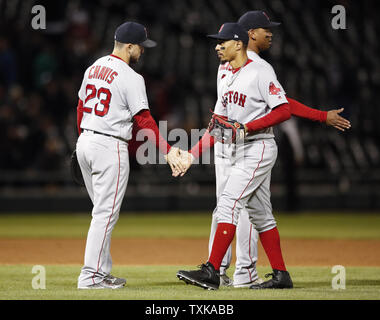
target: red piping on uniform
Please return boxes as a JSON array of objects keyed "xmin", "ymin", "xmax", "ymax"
[
  {"xmin": 230, "ymin": 59, "xmax": 253, "ymax": 74},
  {"xmin": 231, "ymin": 141, "xmax": 266, "ymax": 223},
  {"xmin": 247, "ymin": 224, "xmax": 253, "ymax": 282},
  {"xmin": 92, "ymin": 141, "xmax": 121, "ymax": 284}
]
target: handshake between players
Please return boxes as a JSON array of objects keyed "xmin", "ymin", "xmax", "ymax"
[
  {"xmin": 165, "ymin": 104, "xmax": 351, "ymax": 178},
  {"xmin": 165, "ymin": 147, "xmax": 194, "ymax": 178}
]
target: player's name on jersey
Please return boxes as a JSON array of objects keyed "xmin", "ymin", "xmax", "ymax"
[{"xmin": 88, "ymin": 65, "xmax": 118, "ymax": 84}]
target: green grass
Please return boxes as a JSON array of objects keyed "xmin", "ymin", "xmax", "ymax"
[
  {"xmin": 0, "ymin": 212, "xmax": 379, "ymax": 300},
  {"xmin": 275, "ymin": 212, "xmax": 380, "ymax": 239},
  {"xmin": 0, "ymin": 212, "xmax": 379, "ymax": 239},
  {"xmin": 0, "ymin": 265, "xmax": 379, "ymax": 300},
  {"xmin": 0, "ymin": 213, "xmax": 211, "ymax": 239}
]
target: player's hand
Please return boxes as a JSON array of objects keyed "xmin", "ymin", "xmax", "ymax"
[
  {"xmin": 326, "ymin": 108, "xmax": 351, "ymax": 131},
  {"xmin": 165, "ymin": 147, "xmax": 187, "ymax": 174},
  {"xmin": 172, "ymin": 150, "xmax": 194, "ymax": 177}
]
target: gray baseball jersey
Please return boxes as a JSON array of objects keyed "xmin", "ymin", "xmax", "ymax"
[
  {"xmin": 76, "ymin": 54, "xmax": 149, "ymax": 288},
  {"xmin": 212, "ymin": 51, "xmax": 286, "ymax": 249},
  {"xmin": 78, "ymin": 54, "xmax": 149, "ymax": 141}
]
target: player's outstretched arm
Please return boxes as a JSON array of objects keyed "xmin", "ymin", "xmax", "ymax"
[
  {"xmin": 244, "ymin": 103, "xmax": 291, "ymax": 133},
  {"xmin": 287, "ymin": 97, "xmax": 351, "ymax": 131},
  {"xmin": 133, "ymin": 110, "xmax": 188, "ymax": 175}
]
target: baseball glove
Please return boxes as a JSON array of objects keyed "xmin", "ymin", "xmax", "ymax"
[
  {"xmin": 208, "ymin": 112, "xmax": 246, "ymax": 144},
  {"xmin": 70, "ymin": 149, "xmax": 85, "ymax": 186}
]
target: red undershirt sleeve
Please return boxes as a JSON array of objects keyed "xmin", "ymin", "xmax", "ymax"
[
  {"xmin": 189, "ymin": 114, "xmax": 228, "ymax": 159},
  {"xmin": 77, "ymin": 99, "xmax": 84, "ymax": 136},
  {"xmin": 287, "ymin": 97, "xmax": 327, "ymax": 122},
  {"xmin": 133, "ymin": 110, "xmax": 171, "ymax": 155},
  {"xmin": 190, "ymin": 130, "xmax": 215, "ymax": 159},
  {"xmin": 245, "ymin": 103, "xmax": 291, "ymax": 133}
]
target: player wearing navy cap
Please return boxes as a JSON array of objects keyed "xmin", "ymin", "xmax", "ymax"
[
  {"xmin": 114, "ymin": 21, "xmax": 157, "ymax": 48},
  {"xmin": 76, "ymin": 21, "xmax": 186, "ymax": 289},
  {"xmin": 176, "ymin": 12, "xmax": 350, "ymax": 290},
  {"xmin": 176, "ymin": 22, "xmax": 293, "ymax": 290},
  {"xmin": 206, "ymin": 11, "xmax": 350, "ymax": 289}
]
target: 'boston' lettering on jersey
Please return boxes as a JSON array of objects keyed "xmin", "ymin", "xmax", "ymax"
[
  {"xmin": 222, "ymin": 90, "xmax": 247, "ymax": 108},
  {"xmin": 88, "ymin": 65, "xmax": 118, "ymax": 84}
]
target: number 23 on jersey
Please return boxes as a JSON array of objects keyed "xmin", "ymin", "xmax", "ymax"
[{"xmin": 84, "ymin": 84, "xmax": 112, "ymax": 117}]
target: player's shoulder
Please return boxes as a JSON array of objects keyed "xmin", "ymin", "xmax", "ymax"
[
  {"xmin": 83, "ymin": 55, "xmax": 108, "ymax": 73},
  {"xmin": 247, "ymin": 60, "xmax": 277, "ymax": 81},
  {"xmin": 88, "ymin": 55, "xmax": 109, "ymax": 67},
  {"xmin": 125, "ymin": 67, "xmax": 144, "ymax": 83},
  {"xmin": 105, "ymin": 55, "xmax": 145, "ymax": 82},
  {"xmin": 247, "ymin": 51, "xmax": 275, "ymax": 74}
]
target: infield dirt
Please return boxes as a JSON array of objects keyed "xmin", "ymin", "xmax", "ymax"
[{"xmin": 1, "ymin": 238, "xmax": 379, "ymax": 266}]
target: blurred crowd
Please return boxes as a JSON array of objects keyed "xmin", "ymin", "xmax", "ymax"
[{"xmin": 0, "ymin": 0, "xmax": 379, "ymax": 186}]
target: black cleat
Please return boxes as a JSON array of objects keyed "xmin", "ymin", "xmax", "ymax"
[
  {"xmin": 249, "ymin": 269, "xmax": 293, "ymax": 289},
  {"xmin": 177, "ymin": 262, "xmax": 220, "ymax": 290}
]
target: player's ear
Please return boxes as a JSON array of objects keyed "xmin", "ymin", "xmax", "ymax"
[
  {"xmin": 248, "ymin": 29, "xmax": 256, "ymax": 40},
  {"xmin": 125, "ymin": 43, "xmax": 133, "ymax": 55}
]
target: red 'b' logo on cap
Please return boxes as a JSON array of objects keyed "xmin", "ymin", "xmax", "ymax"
[
  {"xmin": 219, "ymin": 24, "xmax": 224, "ymax": 32},
  {"xmin": 263, "ymin": 12, "xmax": 270, "ymax": 21}
]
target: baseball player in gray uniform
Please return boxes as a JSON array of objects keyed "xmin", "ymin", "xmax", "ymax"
[
  {"xmin": 206, "ymin": 11, "xmax": 351, "ymax": 288},
  {"xmin": 177, "ymin": 11, "xmax": 351, "ymax": 287},
  {"xmin": 208, "ymin": 64, "xmax": 261, "ymax": 288},
  {"xmin": 177, "ymin": 22, "xmax": 294, "ymax": 290},
  {"xmin": 76, "ymin": 22, "xmax": 184, "ymax": 289}
]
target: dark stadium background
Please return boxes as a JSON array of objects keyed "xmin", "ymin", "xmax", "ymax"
[{"xmin": 0, "ymin": 0, "xmax": 379, "ymax": 212}]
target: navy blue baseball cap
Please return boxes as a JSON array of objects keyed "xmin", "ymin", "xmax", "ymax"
[
  {"xmin": 114, "ymin": 22, "xmax": 157, "ymax": 48},
  {"xmin": 207, "ymin": 22, "xmax": 249, "ymax": 45},
  {"xmin": 238, "ymin": 11, "xmax": 281, "ymax": 30}
]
